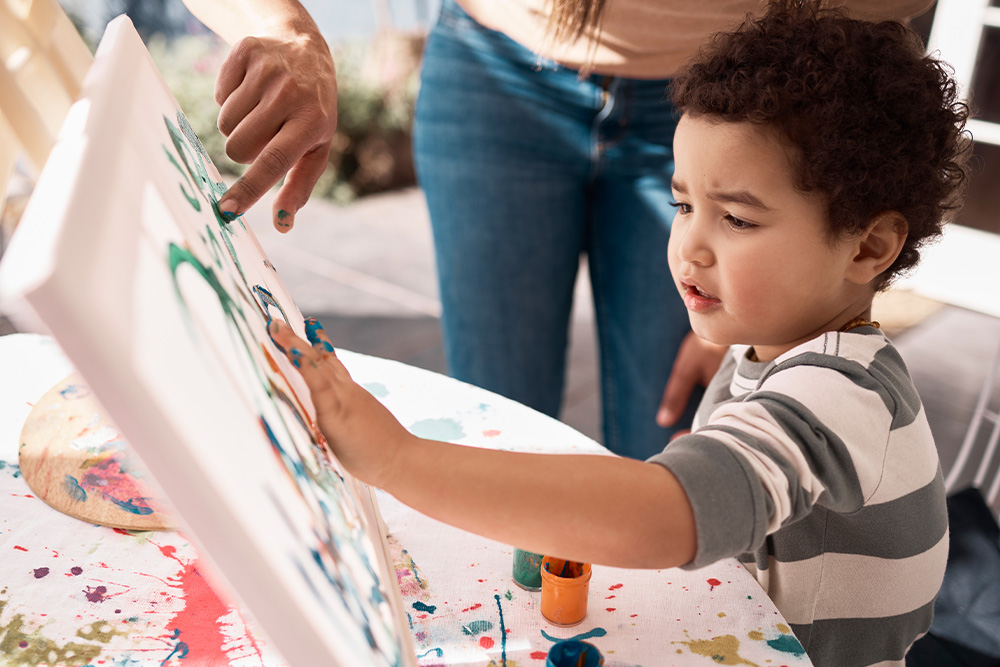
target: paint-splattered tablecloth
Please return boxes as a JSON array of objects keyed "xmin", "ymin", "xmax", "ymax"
[{"xmin": 0, "ymin": 334, "xmax": 812, "ymax": 666}]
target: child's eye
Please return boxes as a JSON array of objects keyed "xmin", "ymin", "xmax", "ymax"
[
  {"xmin": 724, "ymin": 213, "xmax": 756, "ymax": 231},
  {"xmin": 669, "ymin": 201, "xmax": 692, "ymax": 214}
]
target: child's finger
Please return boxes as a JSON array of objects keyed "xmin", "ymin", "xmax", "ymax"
[
  {"xmin": 303, "ymin": 317, "xmax": 337, "ymax": 357},
  {"xmin": 267, "ymin": 318, "xmax": 323, "ymax": 370}
]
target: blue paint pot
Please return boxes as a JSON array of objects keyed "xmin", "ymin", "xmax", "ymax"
[{"xmin": 546, "ymin": 639, "xmax": 604, "ymax": 667}]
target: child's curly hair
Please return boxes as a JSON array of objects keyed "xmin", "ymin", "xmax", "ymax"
[{"xmin": 669, "ymin": 0, "xmax": 971, "ymax": 289}]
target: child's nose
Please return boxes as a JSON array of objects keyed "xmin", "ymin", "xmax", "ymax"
[{"xmin": 676, "ymin": 218, "xmax": 713, "ymax": 266}]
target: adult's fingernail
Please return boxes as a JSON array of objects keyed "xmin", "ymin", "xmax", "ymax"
[
  {"xmin": 219, "ymin": 198, "xmax": 239, "ymax": 222},
  {"xmin": 276, "ymin": 209, "xmax": 293, "ymax": 229}
]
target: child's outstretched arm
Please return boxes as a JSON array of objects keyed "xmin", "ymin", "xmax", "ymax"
[{"xmin": 269, "ymin": 318, "xmax": 697, "ymax": 570}]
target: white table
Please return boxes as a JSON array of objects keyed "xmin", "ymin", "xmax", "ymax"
[{"xmin": 0, "ymin": 333, "xmax": 812, "ymax": 666}]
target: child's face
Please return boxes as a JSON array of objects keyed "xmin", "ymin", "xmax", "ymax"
[{"xmin": 668, "ymin": 114, "xmax": 872, "ymax": 362}]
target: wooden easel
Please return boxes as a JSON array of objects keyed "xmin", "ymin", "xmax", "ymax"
[{"xmin": 0, "ymin": 0, "xmax": 92, "ymax": 246}]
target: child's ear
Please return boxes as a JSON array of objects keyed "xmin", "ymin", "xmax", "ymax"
[{"xmin": 846, "ymin": 211, "xmax": 908, "ymax": 285}]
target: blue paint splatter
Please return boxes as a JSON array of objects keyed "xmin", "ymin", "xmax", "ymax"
[
  {"xmin": 494, "ymin": 594, "xmax": 507, "ymax": 666},
  {"xmin": 408, "ymin": 418, "xmax": 465, "ymax": 441},
  {"xmin": 0, "ymin": 461, "xmax": 20, "ymax": 478},
  {"xmin": 412, "ymin": 601, "xmax": 437, "ymax": 614},
  {"xmin": 161, "ymin": 629, "xmax": 189, "ymax": 665},
  {"xmin": 418, "ymin": 648, "xmax": 444, "ymax": 659},
  {"xmin": 767, "ymin": 633, "xmax": 805, "ymax": 656},
  {"xmin": 63, "ymin": 475, "xmax": 87, "ymax": 502},
  {"xmin": 541, "ymin": 627, "xmax": 608, "ymax": 643}
]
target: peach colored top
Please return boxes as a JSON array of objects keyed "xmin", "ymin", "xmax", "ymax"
[{"xmin": 455, "ymin": 0, "xmax": 936, "ymax": 79}]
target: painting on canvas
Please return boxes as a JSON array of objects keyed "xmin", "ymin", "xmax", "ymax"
[{"xmin": 0, "ymin": 16, "xmax": 414, "ymax": 667}]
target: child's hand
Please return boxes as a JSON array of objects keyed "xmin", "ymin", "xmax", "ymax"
[{"xmin": 267, "ymin": 317, "xmax": 414, "ymax": 487}]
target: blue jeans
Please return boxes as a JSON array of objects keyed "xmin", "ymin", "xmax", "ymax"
[{"xmin": 413, "ymin": 0, "xmax": 698, "ymax": 459}]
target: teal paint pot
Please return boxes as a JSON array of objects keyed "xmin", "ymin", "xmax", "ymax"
[
  {"xmin": 546, "ymin": 639, "xmax": 604, "ymax": 667},
  {"xmin": 512, "ymin": 548, "xmax": 544, "ymax": 591}
]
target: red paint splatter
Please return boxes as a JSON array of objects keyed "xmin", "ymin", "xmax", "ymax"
[
  {"xmin": 530, "ymin": 651, "xmax": 548, "ymax": 660},
  {"xmin": 13, "ymin": 545, "xmax": 27, "ymax": 552},
  {"xmin": 605, "ymin": 595, "xmax": 616, "ymax": 599},
  {"xmin": 707, "ymin": 578, "xmax": 722, "ymax": 587},
  {"xmin": 630, "ymin": 614, "xmax": 638, "ymax": 618},
  {"xmin": 606, "ymin": 607, "xmax": 616, "ymax": 612},
  {"xmin": 463, "ymin": 603, "xmax": 483, "ymax": 612},
  {"xmin": 162, "ymin": 560, "xmax": 231, "ymax": 663},
  {"xmin": 609, "ymin": 583, "xmax": 623, "ymax": 590},
  {"xmin": 479, "ymin": 636, "xmax": 495, "ymax": 649}
]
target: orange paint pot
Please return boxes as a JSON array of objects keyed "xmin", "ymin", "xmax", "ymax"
[{"xmin": 540, "ymin": 556, "xmax": 592, "ymax": 627}]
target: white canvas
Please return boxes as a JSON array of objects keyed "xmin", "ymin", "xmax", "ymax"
[{"xmin": 0, "ymin": 16, "xmax": 415, "ymax": 667}]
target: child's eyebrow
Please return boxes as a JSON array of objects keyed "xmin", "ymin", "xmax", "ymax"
[{"xmin": 670, "ymin": 177, "xmax": 772, "ymax": 211}]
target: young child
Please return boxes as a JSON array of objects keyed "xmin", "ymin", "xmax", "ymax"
[{"xmin": 268, "ymin": 1, "xmax": 970, "ymax": 663}]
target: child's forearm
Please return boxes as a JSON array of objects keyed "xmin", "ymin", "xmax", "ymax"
[{"xmin": 382, "ymin": 438, "xmax": 698, "ymax": 570}]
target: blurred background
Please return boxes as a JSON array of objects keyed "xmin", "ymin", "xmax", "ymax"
[{"xmin": 57, "ymin": 0, "xmax": 441, "ymax": 204}]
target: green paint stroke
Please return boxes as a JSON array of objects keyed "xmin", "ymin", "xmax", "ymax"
[
  {"xmin": 408, "ymin": 418, "xmax": 465, "ymax": 441},
  {"xmin": 767, "ymin": 633, "xmax": 805, "ymax": 656},
  {"xmin": 0, "ymin": 599, "xmax": 105, "ymax": 666},
  {"xmin": 675, "ymin": 635, "xmax": 760, "ymax": 667},
  {"xmin": 461, "ymin": 620, "xmax": 493, "ymax": 636},
  {"xmin": 277, "ymin": 209, "xmax": 291, "ymax": 220}
]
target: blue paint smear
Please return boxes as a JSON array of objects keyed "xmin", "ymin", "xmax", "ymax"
[
  {"xmin": 59, "ymin": 384, "xmax": 90, "ymax": 400},
  {"xmin": 412, "ymin": 601, "xmax": 437, "ymax": 614},
  {"xmin": 461, "ymin": 620, "xmax": 493, "ymax": 636},
  {"xmin": 767, "ymin": 633, "xmax": 806, "ymax": 656},
  {"xmin": 63, "ymin": 475, "xmax": 88, "ymax": 502},
  {"xmin": 0, "ymin": 461, "xmax": 22, "ymax": 479},
  {"xmin": 106, "ymin": 496, "xmax": 154, "ymax": 515},
  {"xmin": 408, "ymin": 418, "xmax": 466, "ymax": 441},
  {"xmin": 363, "ymin": 382, "xmax": 389, "ymax": 398},
  {"xmin": 541, "ymin": 627, "xmax": 608, "ymax": 644}
]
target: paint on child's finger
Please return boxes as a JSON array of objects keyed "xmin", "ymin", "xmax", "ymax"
[
  {"xmin": 290, "ymin": 348, "xmax": 304, "ymax": 368},
  {"xmin": 304, "ymin": 317, "xmax": 336, "ymax": 354}
]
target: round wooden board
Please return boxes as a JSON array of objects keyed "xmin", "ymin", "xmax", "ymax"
[{"xmin": 18, "ymin": 373, "xmax": 178, "ymax": 531}]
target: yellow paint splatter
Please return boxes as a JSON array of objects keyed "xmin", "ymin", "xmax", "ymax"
[
  {"xmin": 675, "ymin": 635, "xmax": 761, "ymax": 667},
  {"xmin": 748, "ymin": 630, "xmax": 764, "ymax": 641},
  {"xmin": 776, "ymin": 623, "xmax": 790, "ymax": 634},
  {"xmin": 718, "ymin": 612, "xmax": 727, "ymax": 618}
]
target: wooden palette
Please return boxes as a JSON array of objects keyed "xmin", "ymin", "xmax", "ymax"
[{"xmin": 19, "ymin": 373, "xmax": 178, "ymax": 530}]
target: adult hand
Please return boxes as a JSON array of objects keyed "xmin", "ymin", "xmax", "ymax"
[
  {"xmin": 215, "ymin": 27, "xmax": 337, "ymax": 233},
  {"xmin": 656, "ymin": 332, "xmax": 728, "ymax": 432},
  {"xmin": 268, "ymin": 318, "xmax": 413, "ymax": 487}
]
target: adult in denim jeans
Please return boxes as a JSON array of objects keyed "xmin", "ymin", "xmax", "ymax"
[
  {"xmin": 183, "ymin": 0, "xmax": 934, "ymax": 458},
  {"xmin": 414, "ymin": 0, "xmax": 701, "ymax": 458}
]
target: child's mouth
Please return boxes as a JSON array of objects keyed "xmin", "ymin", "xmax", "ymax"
[{"xmin": 682, "ymin": 282, "xmax": 721, "ymax": 311}]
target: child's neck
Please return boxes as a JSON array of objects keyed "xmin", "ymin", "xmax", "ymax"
[{"xmin": 748, "ymin": 309, "xmax": 877, "ymax": 363}]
